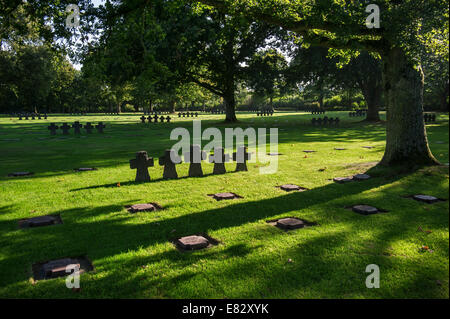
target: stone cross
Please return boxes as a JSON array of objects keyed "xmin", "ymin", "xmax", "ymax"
[
  {"xmin": 159, "ymin": 149, "xmax": 181, "ymax": 179},
  {"xmin": 233, "ymin": 146, "xmax": 251, "ymax": 172},
  {"xmin": 72, "ymin": 121, "xmax": 83, "ymax": 134},
  {"xmin": 96, "ymin": 122, "xmax": 106, "ymax": 133},
  {"xmin": 48, "ymin": 123, "xmax": 59, "ymax": 135},
  {"xmin": 209, "ymin": 147, "xmax": 230, "ymax": 174},
  {"xmin": 60, "ymin": 123, "xmax": 71, "ymax": 135},
  {"xmin": 147, "ymin": 116, "xmax": 152, "ymax": 123},
  {"xmin": 159, "ymin": 116, "xmax": 165, "ymax": 123},
  {"xmin": 184, "ymin": 144, "xmax": 207, "ymax": 177},
  {"xmin": 140, "ymin": 116, "xmax": 146, "ymax": 123},
  {"xmin": 153, "ymin": 114, "xmax": 158, "ymax": 123},
  {"xmin": 130, "ymin": 151, "xmax": 154, "ymax": 182},
  {"xmin": 85, "ymin": 122, "xmax": 94, "ymax": 133},
  {"xmin": 166, "ymin": 116, "xmax": 171, "ymax": 123}
]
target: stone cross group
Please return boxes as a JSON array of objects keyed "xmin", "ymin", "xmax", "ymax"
[
  {"xmin": 47, "ymin": 122, "xmax": 106, "ymax": 135},
  {"xmin": 129, "ymin": 146, "xmax": 251, "ymax": 181}
]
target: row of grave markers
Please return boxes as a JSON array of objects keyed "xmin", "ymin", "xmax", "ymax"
[
  {"xmin": 311, "ymin": 117, "xmax": 340, "ymax": 126},
  {"xmin": 349, "ymin": 110, "xmax": 367, "ymax": 117},
  {"xmin": 424, "ymin": 113, "xmax": 437, "ymax": 123},
  {"xmin": 140, "ymin": 115, "xmax": 172, "ymax": 123},
  {"xmin": 178, "ymin": 112, "xmax": 199, "ymax": 117},
  {"xmin": 18, "ymin": 113, "xmax": 48, "ymax": 120},
  {"xmin": 130, "ymin": 146, "xmax": 251, "ymax": 181},
  {"xmin": 257, "ymin": 110, "xmax": 274, "ymax": 116},
  {"xmin": 48, "ymin": 122, "xmax": 106, "ymax": 135}
]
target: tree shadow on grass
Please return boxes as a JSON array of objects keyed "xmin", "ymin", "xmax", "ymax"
[{"xmin": 1, "ymin": 170, "xmax": 447, "ymax": 294}]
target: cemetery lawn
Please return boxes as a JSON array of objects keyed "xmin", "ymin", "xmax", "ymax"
[{"xmin": 0, "ymin": 112, "xmax": 448, "ymax": 299}]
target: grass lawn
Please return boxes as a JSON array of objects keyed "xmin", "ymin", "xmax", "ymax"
[{"xmin": 0, "ymin": 111, "xmax": 448, "ymax": 298}]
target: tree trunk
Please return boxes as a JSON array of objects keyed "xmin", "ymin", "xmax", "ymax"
[
  {"xmin": 223, "ymin": 91, "xmax": 237, "ymax": 122},
  {"xmin": 380, "ymin": 47, "xmax": 439, "ymax": 166},
  {"xmin": 361, "ymin": 84, "xmax": 381, "ymax": 121},
  {"xmin": 440, "ymin": 82, "xmax": 449, "ymax": 112},
  {"xmin": 170, "ymin": 100, "xmax": 176, "ymax": 113}
]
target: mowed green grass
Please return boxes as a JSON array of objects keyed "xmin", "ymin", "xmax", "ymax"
[{"xmin": 0, "ymin": 111, "xmax": 448, "ymax": 298}]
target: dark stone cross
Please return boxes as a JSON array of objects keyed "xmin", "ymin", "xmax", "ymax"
[
  {"xmin": 48, "ymin": 123, "xmax": 59, "ymax": 135},
  {"xmin": 85, "ymin": 122, "xmax": 94, "ymax": 133},
  {"xmin": 130, "ymin": 151, "xmax": 154, "ymax": 182},
  {"xmin": 159, "ymin": 149, "xmax": 181, "ymax": 179},
  {"xmin": 209, "ymin": 147, "xmax": 230, "ymax": 174},
  {"xmin": 96, "ymin": 122, "xmax": 106, "ymax": 133},
  {"xmin": 153, "ymin": 114, "xmax": 158, "ymax": 123},
  {"xmin": 140, "ymin": 116, "xmax": 146, "ymax": 123},
  {"xmin": 72, "ymin": 121, "xmax": 83, "ymax": 134},
  {"xmin": 60, "ymin": 123, "xmax": 71, "ymax": 135},
  {"xmin": 184, "ymin": 144, "xmax": 207, "ymax": 177},
  {"xmin": 233, "ymin": 146, "xmax": 251, "ymax": 172},
  {"xmin": 166, "ymin": 116, "xmax": 171, "ymax": 123},
  {"xmin": 159, "ymin": 116, "xmax": 165, "ymax": 123},
  {"xmin": 147, "ymin": 116, "xmax": 153, "ymax": 123}
]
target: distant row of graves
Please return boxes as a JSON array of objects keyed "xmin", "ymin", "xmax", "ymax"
[
  {"xmin": 311, "ymin": 117, "xmax": 340, "ymax": 126},
  {"xmin": 15, "ymin": 113, "xmax": 48, "ymax": 120},
  {"xmin": 257, "ymin": 110, "xmax": 274, "ymax": 116},
  {"xmin": 130, "ymin": 146, "xmax": 251, "ymax": 181},
  {"xmin": 424, "ymin": 113, "xmax": 437, "ymax": 123},
  {"xmin": 140, "ymin": 115, "xmax": 172, "ymax": 123},
  {"xmin": 349, "ymin": 110, "xmax": 367, "ymax": 117},
  {"xmin": 178, "ymin": 112, "xmax": 199, "ymax": 117},
  {"xmin": 47, "ymin": 122, "xmax": 106, "ymax": 135}
]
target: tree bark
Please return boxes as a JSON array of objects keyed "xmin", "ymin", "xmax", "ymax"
[
  {"xmin": 223, "ymin": 91, "xmax": 237, "ymax": 122},
  {"xmin": 361, "ymin": 83, "xmax": 381, "ymax": 121},
  {"xmin": 440, "ymin": 82, "xmax": 449, "ymax": 112},
  {"xmin": 380, "ymin": 47, "xmax": 439, "ymax": 166}
]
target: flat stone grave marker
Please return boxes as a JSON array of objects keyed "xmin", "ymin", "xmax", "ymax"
[
  {"xmin": 278, "ymin": 184, "xmax": 308, "ymax": 192},
  {"xmin": 233, "ymin": 146, "xmax": 251, "ymax": 172},
  {"xmin": 362, "ymin": 146, "xmax": 374, "ymax": 149},
  {"xmin": 209, "ymin": 147, "xmax": 230, "ymax": 175},
  {"xmin": 267, "ymin": 152, "xmax": 283, "ymax": 156},
  {"xmin": 184, "ymin": 144, "xmax": 207, "ymax": 177},
  {"xmin": 48, "ymin": 123, "xmax": 58, "ymax": 135},
  {"xmin": 8, "ymin": 171, "xmax": 34, "ymax": 177},
  {"xmin": 353, "ymin": 174, "xmax": 371, "ymax": 181},
  {"xmin": 333, "ymin": 177, "xmax": 353, "ymax": 184},
  {"xmin": 334, "ymin": 148, "xmax": 346, "ymax": 151},
  {"xmin": 267, "ymin": 217, "xmax": 316, "ymax": 231},
  {"xmin": 159, "ymin": 149, "xmax": 181, "ymax": 179},
  {"xmin": 32, "ymin": 256, "xmax": 94, "ymax": 281},
  {"xmin": 18, "ymin": 214, "xmax": 62, "ymax": 229},
  {"xmin": 303, "ymin": 150, "xmax": 316, "ymax": 153},
  {"xmin": 130, "ymin": 151, "xmax": 154, "ymax": 182},
  {"xmin": 208, "ymin": 192, "xmax": 243, "ymax": 201},
  {"xmin": 60, "ymin": 123, "xmax": 71, "ymax": 135},
  {"xmin": 126, "ymin": 203, "xmax": 162, "ymax": 213},
  {"xmin": 173, "ymin": 234, "xmax": 219, "ymax": 251},
  {"xmin": 74, "ymin": 167, "xmax": 97, "ymax": 172},
  {"xmin": 413, "ymin": 195, "xmax": 441, "ymax": 204},
  {"xmin": 351, "ymin": 205, "xmax": 384, "ymax": 215}
]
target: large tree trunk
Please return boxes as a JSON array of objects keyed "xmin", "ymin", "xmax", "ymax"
[
  {"xmin": 170, "ymin": 100, "xmax": 176, "ymax": 113},
  {"xmin": 361, "ymin": 83, "xmax": 381, "ymax": 121},
  {"xmin": 223, "ymin": 91, "xmax": 237, "ymax": 122},
  {"xmin": 380, "ymin": 47, "xmax": 439, "ymax": 166},
  {"xmin": 440, "ymin": 82, "xmax": 449, "ymax": 112}
]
